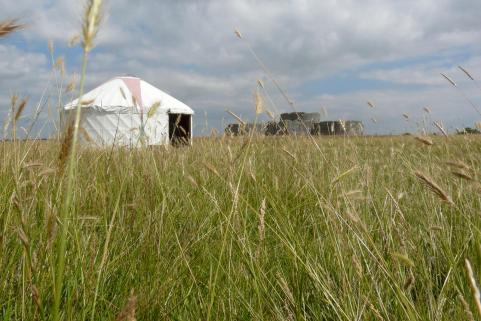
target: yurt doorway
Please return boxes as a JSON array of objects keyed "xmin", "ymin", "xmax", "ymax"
[{"xmin": 169, "ymin": 113, "xmax": 192, "ymax": 145}]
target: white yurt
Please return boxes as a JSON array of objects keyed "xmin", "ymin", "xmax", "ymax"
[{"xmin": 63, "ymin": 76, "xmax": 194, "ymax": 146}]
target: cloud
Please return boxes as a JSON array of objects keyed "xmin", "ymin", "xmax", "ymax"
[{"xmin": 1, "ymin": 0, "xmax": 481, "ymax": 137}]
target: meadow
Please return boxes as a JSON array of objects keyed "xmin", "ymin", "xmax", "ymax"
[
  {"xmin": 1, "ymin": 134, "xmax": 481, "ymax": 320},
  {"xmin": 3, "ymin": 1, "xmax": 481, "ymax": 319}
]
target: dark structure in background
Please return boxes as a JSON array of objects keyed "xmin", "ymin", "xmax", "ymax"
[
  {"xmin": 312, "ymin": 121, "xmax": 364, "ymax": 136},
  {"xmin": 225, "ymin": 123, "xmax": 266, "ymax": 136},
  {"xmin": 225, "ymin": 112, "xmax": 364, "ymax": 137},
  {"xmin": 279, "ymin": 112, "xmax": 321, "ymax": 135}
]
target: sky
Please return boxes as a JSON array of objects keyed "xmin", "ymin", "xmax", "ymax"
[{"xmin": 1, "ymin": 0, "xmax": 481, "ymax": 138}]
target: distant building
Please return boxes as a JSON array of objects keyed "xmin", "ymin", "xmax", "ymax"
[
  {"xmin": 312, "ymin": 121, "xmax": 363, "ymax": 136},
  {"xmin": 225, "ymin": 123, "xmax": 265, "ymax": 136},
  {"xmin": 279, "ymin": 112, "xmax": 321, "ymax": 135},
  {"xmin": 225, "ymin": 112, "xmax": 363, "ymax": 137}
]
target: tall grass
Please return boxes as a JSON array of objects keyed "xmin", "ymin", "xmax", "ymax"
[
  {"xmin": 1, "ymin": 135, "xmax": 481, "ymax": 320},
  {"xmin": 3, "ymin": 3, "xmax": 481, "ymax": 320},
  {"xmin": 53, "ymin": 1, "xmax": 103, "ymax": 320}
]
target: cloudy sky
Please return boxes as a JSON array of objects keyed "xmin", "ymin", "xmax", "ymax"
[{"xmin": 1, "ymin": 0, "xmax": 481, "ymax": 137}]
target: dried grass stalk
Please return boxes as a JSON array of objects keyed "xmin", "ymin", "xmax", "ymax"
[
  {"xmin": 79, "ymin": 127, "xmax": 94, "ymax": 144},
  {"xmin": 202, "ymin": 161, "xmax": 221, "ymax": 178},
  {"xmin": 451, "ymin": 170, "xmax": 473, "ymax": 181},
  {"xmin": 69, "ymin": 35, "xmax": 81, "ymax": 47},
  {"xmin": 458, "ymin": 290, "xmax": 476, "ymax": 321},
  {"xmin": 115, "ymin": 291, "xmax": 137, "ymax": 321},
  {"xmin": 225, "ymin": 110, "xmax": 246, "ymax": 126},
  {"xmin": 234, "ymin": 29, "xmax": 243, "ymax": 39},
  {"xmin": 58, "ymin": 120, "xmax": 74, "ymax": 172},
  {"xmin": 433, "ymin": 121, "xmax": 448, "ymax": 137},
  {"xmin": 65, "ymin": 82, "xmax": 76, "ymax": 94},
  {"xmin": 403, "ymin": 272, "xmax": 415, "ymax": 291},
  {"xmin": 265, "ymin": 110, "xmax": 275, "ymax": 120},
  {"xmin": 282, "ymin": 148, "xmax": 297, "ymax": 161},
  {"xmin": 441, "ymin": 73, "xmax": 457, "ymax": 87},
  {"xmin": 258, "ymin": 198, "xmax": 266, "ymax": 243},
  {"xmin": 465, "ymin": 259, "xmax": 481, "ymax": 318},
  {"xmin": 0, "ymin": 19, "xmax": 23, "ymax": 38},
  {"xmin": 414, "ymin": 171, "xmax": 454, "ymax": 205},
  {"xmin": 414, "ymin": 136, "xmax": 433, "ymax": 146},
  {"xmin": 445, "ymin": 160, "xmax": 471, "ymax": 171},
  {"xmin": 459, "ymin": 65, "xmax": 475, "ymax": 81},
  {"xmin": 369, "ymin": 303, "xmax": 385, "ymax": 321}
]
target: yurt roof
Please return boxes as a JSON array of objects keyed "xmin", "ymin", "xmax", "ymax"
[{"xmin": 64, "ymin": 76, "xmax": 194, "ymax": 115}]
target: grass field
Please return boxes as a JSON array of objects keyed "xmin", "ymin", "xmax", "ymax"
[{"xmin": 1, "ymin": 135, "xmax": 481, "ymax": 320}]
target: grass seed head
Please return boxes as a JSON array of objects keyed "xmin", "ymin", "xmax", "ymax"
[
  {"xmin": 82, "ymin": 0, "xmax": 103, "ymax": 52},
  {"xmin": 48, "ymin": 40, "xmax": 54, "ymax": 54},
  {"xmin": 69, "ymin": 34, "xmax": 81, "ymax": 47},
  {"xmin": 31, "ymin": 284, "xmax": 41, "ymax": 309},
  {"xmin": 186, "ymin": 175, "xmax": 199, "ymax": 188},
  {"xmin": 147, "ymin": 101, "xmax": 161, "ymax": 119},
  {"xmin": 277, "ymin": 273, "xmax": 294, "ymax": 305},
  {"xmin": 433, "ymin": 121, "xmax": 448, "ymax": 137},
  {"xmin": 403, "ymin": 273, "xmax": 415, "ymax": 291},
  {"xmin": 66, "ymin": 76, "xmax": 77, "ymax": 93},
  {"xmin": 17, "ymin": 227, "xmax": 30, "ymax": 248},
  {"xmin": 458, "ymin": 290, "xmax": 476, "ymax": 321},
  {"xmin": 14, "ymin": 98, "xmax": 28, "ymax": 121},
  {"xmin": 58, "ymin": 120, "xmax": 75, "ymax": 172},
  {"xmin": 79, "ymin": 127, "xmax": 94, "ymax": 144},
  {"xmin": 258, "ymin": 198, "xmax": 266, "ymax": 242},
  {"xmin": 391, "ymin": 252, "xmax": 414, "ymax": 268},
  {"xmin": 54, "ymin": 56, "xmax": 65, "ymax": 76},
  {"xmin": 441, "ymin": 73, "xmax": 457, "ymax": 87},
  {"xmin": 445, "ymin": 160, "xmax": 470, "ymax": 171},
  {"xmin": 115, "ymin": 290, "xmax": 137, "ymax": 321},
  {"xmin": 414, "ymin": 170, "xmax": 454, "ymax": 205},
  {"xmin": 451, "ymin": 169, "xmax": 473, "ymax": 181},
  {"xmin": 414, "ymin": 136, "xmax": 433, "ymax": 146},
  {"xmin": 234, "ymin": 29, "xmax": 243, "ymax": 39},
  {"xmin": 458, "ymin": 65, "xmax": 475, "ymax": 81},
  {"xmin": 254, "ymin": 89, "xmax": 264, "ymax": 115},
  {"xmin": 0, "ymin": 19, "xmax": 23, "ymax": 38}
]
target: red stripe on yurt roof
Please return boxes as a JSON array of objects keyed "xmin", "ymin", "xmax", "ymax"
[{"xmin": 120, "ymin": 77, "xmax": 143, "ymax": 109}]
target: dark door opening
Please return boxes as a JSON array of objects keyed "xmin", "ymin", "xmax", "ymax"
[{"xmin": 169, "ymin": 113, "xmax": 191, "ymax": 145}]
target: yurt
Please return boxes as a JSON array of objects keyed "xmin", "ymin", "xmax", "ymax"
[{"xmin": 63, "ymin": 76, "xmax": 194, "ymax": 146}]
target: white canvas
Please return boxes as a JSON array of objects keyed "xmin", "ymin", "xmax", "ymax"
[{"xmin": 63, "ymin": 76, "xmax": 194, "ymax": 146}]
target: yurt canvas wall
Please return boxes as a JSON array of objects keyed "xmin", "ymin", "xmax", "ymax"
[{"xmin": 63, "ymin": 76, "xmax": 194, "ymax": 147}]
